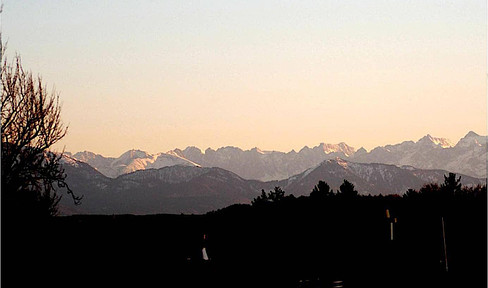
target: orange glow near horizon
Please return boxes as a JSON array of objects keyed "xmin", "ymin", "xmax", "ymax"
[{"xmin": 3, "ymin": 1, "xmax": 486, "ymax": 157}]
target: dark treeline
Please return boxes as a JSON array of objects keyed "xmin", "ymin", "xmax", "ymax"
[
  {"xmin": 203, "ymin": 174, "xmax": 486, "ymax": 287},
  {"xmin": 3, "ymin": 174, "xmax": 486, "ymax": 288}
]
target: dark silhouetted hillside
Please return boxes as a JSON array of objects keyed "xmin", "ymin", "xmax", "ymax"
[{"xmin": 5, "ymin": 179, "xmax": 485, "ymax": 288}]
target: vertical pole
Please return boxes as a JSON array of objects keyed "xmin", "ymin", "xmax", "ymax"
[
  {"xmin": 390, "ymin": 222, "xmax": 394, "ymax": 241},
  {"xmin": 386, "ymin": 209, "xmax": 391, "ymax": 240},
  {"xmin": 441, "ymin": 217, "xmax": 448, "ymax": 272}
]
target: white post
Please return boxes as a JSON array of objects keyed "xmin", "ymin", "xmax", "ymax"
[
  {"xmin": 441, "ymin": 217, "xmax": 448, "ymax": 272},
  {"xmin": 202, "ymin": 233, "xmax": 209, "ymax": 261},
  {"xmin": 202, "ymin": 247, "xmax": 209, "ymax": 261}
]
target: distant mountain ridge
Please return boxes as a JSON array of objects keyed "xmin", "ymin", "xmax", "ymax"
[
  {"xmin": 69, "ymin": 149, "xmax": 199, "ymax": 178},
  {"xmin": 67, "ymin": 131, "xmax": 487, "ymax": 181},
  {"xmin": 352, "ymin": 131, "xmax": 487, "ymax": 179},
  {"xmin": 279, "ymin": 158, "xmax": 484, "ymax": 196},
  {"xmin": 60, "ymin": 157, "xmax": 264, "ymax": 215},
  {"xmin": 60, "ymin": 156, "xmax": 485, "ymax": 215}
]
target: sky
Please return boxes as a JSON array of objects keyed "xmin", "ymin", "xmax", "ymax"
[{"xmin": 2, "ymin": 0, "xmax": 486, "ymax": 157}]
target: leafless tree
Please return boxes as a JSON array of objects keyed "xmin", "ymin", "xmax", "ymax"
[{"xmin": 1, "ymin": 47, "xmax": 81, "ymax": 217}]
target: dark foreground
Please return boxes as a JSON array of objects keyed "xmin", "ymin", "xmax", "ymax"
[{"xmin": 3, "ymin": 193, "xmax": 487, "ymax": 288}]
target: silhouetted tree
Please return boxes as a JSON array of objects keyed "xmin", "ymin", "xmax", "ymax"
[
  {"xmin": 1, "ymin": 52, "xmax": 81, "ymax": 218},
  {"xmin": 252, "ymin": 189, "xmax": 269, "ymax": 206},
  {"xmin": 310, "ymin": 180, "xmax": 333, "ymax": 198},
  {"xmin": 251, "ymin": 187, "xmax": 286, "ymax": 206},
  {"xmin": 440, "ymin": 173, "xmax": 462, "ymax": 197},
  {"xmin": 419, "ymin": 183, "xmax": 441, "ymax": 197},
  {"xmin": 268, "ymin": 186, "xmax": 285, "ymax": 202},
  {"xmin": 404, "ymin": 188, "xmax": 419, "ymax": 200},
  {"xmin": 466, "ymin": 184, "xmax": 487, "ymax": 199},
  {"xmin": 337, "ymin": 179, "xmax": 358, "ymax": 198}
]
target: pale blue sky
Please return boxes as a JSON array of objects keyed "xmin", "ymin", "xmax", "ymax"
[{"xmin": 2, "ymin": 1, "xmax": 486, "ymax": 156}]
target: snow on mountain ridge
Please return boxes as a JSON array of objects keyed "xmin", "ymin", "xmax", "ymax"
[
  {"xmin": 121, "ymin": 165, "xmax": 208, "ymax": 184},
  {"xmin": 319, "ymin": 142, "xmax": 356, "ymax": 156},
  {"xmin": 60, "ymin": 154, "xmax": 81, "ymax": 167},
  {"xmin": 69, "ymin": 149, "xmax": 198, "ymax": 178},
  {"xmin": 69, "ymin": 131, "xmax": 486, "ymax": 180},
  {"xmin": 417, "ymin": 134, "xmax": 453, "ymax": 148}
]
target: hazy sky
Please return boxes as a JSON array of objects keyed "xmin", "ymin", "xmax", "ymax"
[{"xmin": 2, "ymin": 1, "xmax": 486, "ymax": 157}]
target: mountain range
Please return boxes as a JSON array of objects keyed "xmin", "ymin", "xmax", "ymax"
[
  {"xmin": 67, "ymin": 131, "xmax": 487, "ymax": 181},
  {"xmin": 60, "ymin": 157, "xmax": 265, "ymax": 215},
  {"xmin": 58, "ymin": 131, "xmax": 486, "ymax": 214},
  {"xmin": 60, "ymin": 156, "xmax": 485, "ymax": 215}
]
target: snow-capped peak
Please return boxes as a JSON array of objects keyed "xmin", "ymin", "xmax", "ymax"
[
  {"xmin": 318, "ymin": 142, "xmax": 355, "ymax": 157},
  {"xmin": 166, "ymin": 149, "xmax": 185, "ymax": 158},
  {"xmin": 118, "ymin": 149, "xmax": 151, "ymax": 160},
  {"xmin": 417, "ymin": 134, "xmax": 453, "ymax": 148},
  {"xmin": 60, "ymin": 154, "xmax": 81, "ymax": 167}
]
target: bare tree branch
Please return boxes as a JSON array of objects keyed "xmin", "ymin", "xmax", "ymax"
[{"xmin": 2, "ymin": 53, "xmax": 81, "ymax": 217}]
